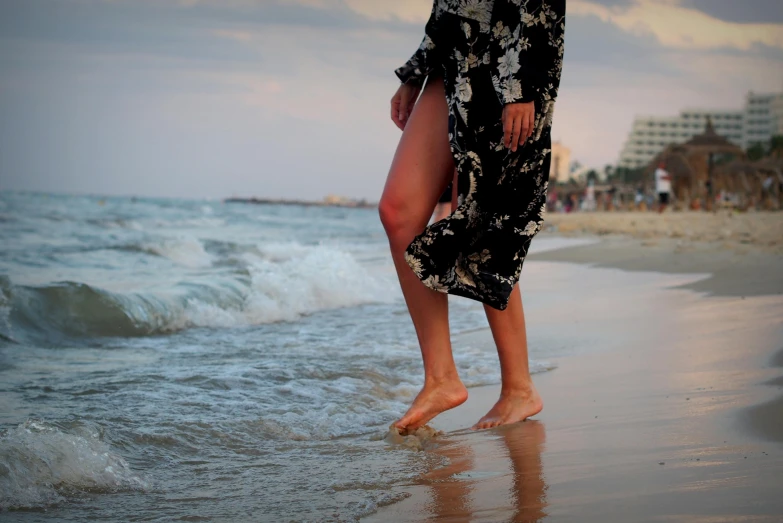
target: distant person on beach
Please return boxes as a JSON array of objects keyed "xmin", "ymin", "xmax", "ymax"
[
  {"xmin": 655, "ymin": 162, "xmax": 672, "ymax": 213},
  {"xmin": 635, "ymin": 186, "xmax": 644, "ymax": 207},
  {"xmin": 762, "ymin": 175, "xmax": 773, "ymax": 195},
  {"xmin": 379, "ymin": 1, "xmax": 566, "ymax": 431},
  {"xmin": 567, "ymin": 193, "xmax": 577, "ymax": 213},
  {"xmin": 547, "ymin": 187, "xmax": 558, "ymax": 213},
  {"xmin": 584, "ymin": 181, "xmax": 596, "ymax": 211}
]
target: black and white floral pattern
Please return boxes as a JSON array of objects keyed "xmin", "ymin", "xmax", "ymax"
[{"xmin": 395, "ymin": 0, "xmax": 566, "ymax": 310}]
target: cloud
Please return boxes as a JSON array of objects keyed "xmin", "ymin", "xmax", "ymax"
[
  {"xmin": 274, "ymin": 0, "xmax": 783, "ymax": 53},
  {"xmin": 341, "ymin": 0, "xmax": 431, "ymax": 23},
  {"xmin": 685, "ymin": 0, "xmax": 783, "ymax": 24},
  {"xmin": 212, "ymin": 29, "xmax": 255, "ymax": 43},
  {"xmin": 167, "ymin": 0, "xmax": 431, "ymax": 22},
  {"xmin": 106, "ymin": 0, "xmax": 783, "ymax": 54},
  {"xmin": 571, "ymin": 0, "xmax": 783, "ymax": 51}
]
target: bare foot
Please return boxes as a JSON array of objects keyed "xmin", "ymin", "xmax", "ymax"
[
  {"xmin": 395, "ymin": 378, "xmax": 468, "ymax": 431},
  {"xmin": 473, "ymin": 385, "xmax": 543, "ymax": 430}
]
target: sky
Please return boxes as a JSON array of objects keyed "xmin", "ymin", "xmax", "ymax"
[{"xmin": 0, "ymin": 0, "xmax": 781, "ymax": 200}]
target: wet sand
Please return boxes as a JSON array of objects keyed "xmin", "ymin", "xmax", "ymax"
[
  {"xmin": 530, "ymin": 234, "xmax": 783, "ymax": 297},
  {"xmin": 365, "ymin": 233, "xmax": 783, "ymax": 522}
]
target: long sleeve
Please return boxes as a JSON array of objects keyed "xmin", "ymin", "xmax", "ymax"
[
  {"xmin": 489, "ymin": 0, "xmax": 566, "ymax": 107},
  {"xmin": 394, "ymin": 2, "xmax": 441, "ymax": 86}
]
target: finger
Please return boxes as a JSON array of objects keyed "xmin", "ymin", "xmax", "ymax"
[
  {"xmin": 392, "ymin": 102, "xmax": 405, "ymax": 131},
  {"xmin": 503, "ymin": 107, "xmax": 513, "ymax": 148},
  {"xmin": 398, "ymin": 91, "xmax": 413, "ymax": 126},
  {"xmin": 520, "ymin": 109, "xmax": 531, "ymax": 145},
  {"xmin": 519, "ymin": 108, "xmax": 532, "ymax": 145},
  {"xmin": 397, "ymin": 95, "xmax": 407, "ymax": 126},
  {"xmin": 510, "ymin": 113, "xmax": 522, "ymax": 152},
  {"xmin": 399, "ymin": 96, "xmax": 413, "ymax": 130},
  {"xmin": 518, "ymin": 109, "xmax": 528, "ymax": 145},
  {"xmin": 391, "ymin": 98, "xmax": 403, "ymax": 130},
  {"xmin": 402, "ymin": 88, "xmax": 420, "ymax": 128},
  {"xmin": 525, "ymin": 108, "xmax": 535, "ymax": 141}
]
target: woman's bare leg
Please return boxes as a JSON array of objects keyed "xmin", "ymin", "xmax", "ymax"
[
  {"xmin": 379, "ymin": 77, "xmax": 468, "ymax": 430},
  {"xmin": 474, "ymin": 285, "xmax": 543, "ymax": 429}
]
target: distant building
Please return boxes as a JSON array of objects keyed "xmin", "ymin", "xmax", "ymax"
[
  {"xmin": 323, "ymin": 194, "xmax": 350, "ymax": 205},
  {"xmin": 617, "ymin": 109, "xmax": 743, "ymax": 170},
  {"xmin": 744, "ymin": 91, "xmax": 783, "ymax": 148},
  {"xmin": 616, "ymin": 90, "xmax": 783, "ymax": 169},
  {"xmin": 322, "ymin": 194, "xmax": 372, "ymax": 208},
  {"xmin": 550, "ymin": 141, "xmax": 571, "ymax": 183}
]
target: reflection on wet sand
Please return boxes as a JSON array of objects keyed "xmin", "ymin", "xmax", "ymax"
[
  {"xmin": 505, "ymin": 422, "xmax": 548, "ymax": 522},
  {"xmin": 416, "ymin": 421, "xmax": 548, "ymax": 522}
]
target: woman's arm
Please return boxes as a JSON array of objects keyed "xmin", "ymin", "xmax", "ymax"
[
  {"xmin": 490, "ymin": 0, "xmax": 566, "ymax": 107},
  {"xmin": 394, "ymin": 2, "xmax": 441, "ymax": 87},
  {"xmin": 391, "ymin": 2, "xmax": 441, "ymax": 130}
]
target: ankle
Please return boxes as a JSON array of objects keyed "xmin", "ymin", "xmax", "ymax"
[
  {"xmin": 423, "ymin": 370, "xmax": 463, "ymax": 388},
  {"xmin": 500, "ymin": 380, "xmax": 536, "ymax": 397}
]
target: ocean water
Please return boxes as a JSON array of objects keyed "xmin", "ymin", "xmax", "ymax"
[{"xmin": 0, "ymin": 192, "xmax": 583, "ymax": 521}]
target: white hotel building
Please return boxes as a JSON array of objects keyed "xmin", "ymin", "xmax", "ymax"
[{"xmin": 617, "ymin": 91, "xmax": 783, "ymax": 170}]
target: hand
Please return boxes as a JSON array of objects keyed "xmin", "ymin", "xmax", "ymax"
[
  {"xmin": 391, "ymin": 83, "xmax": 421, "ymax": 131},
  {"xmin": 502, "ymin": 101, "xmax": 536, "ymax": 152}
]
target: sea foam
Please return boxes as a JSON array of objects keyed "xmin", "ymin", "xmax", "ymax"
[
  {"xmin": 0, "ymin": 419, "xmax": 148, "ymax": 510},
  {"xmin": 141, "ymin": 236, "xmax": 214, "ymax": 268},
  {"xmin": 2, "ymin": 244, "xmax": 394, "ymax": 340}
]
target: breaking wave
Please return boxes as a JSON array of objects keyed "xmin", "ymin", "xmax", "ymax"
[{"xmin": 0, "ymin": 244, "xmax": 393, "ymax": 341}]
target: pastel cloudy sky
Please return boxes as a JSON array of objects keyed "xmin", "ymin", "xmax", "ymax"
[{"xmin": 0, "ymin": 0, "xmax": 781, "ymax": 200}]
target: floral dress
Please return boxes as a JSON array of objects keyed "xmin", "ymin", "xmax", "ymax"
[{"xmin": 395, "ymin": 0, "xmax": 566, "ymax": 310}]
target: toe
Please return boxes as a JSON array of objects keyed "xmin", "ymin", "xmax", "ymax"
[
  {"xmin": 486, "ymin": 418, "xmax": 503, "ymax": 429},
  {"xmin": 394, "ymin": 415, "xmax": 412, "ymax": 430}
]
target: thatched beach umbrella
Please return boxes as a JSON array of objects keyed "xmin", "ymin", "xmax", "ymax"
[
  {"xmin": 754, "ymin": 157, "xmax": 783, "ymax": 208},
  {"xmin": 755, "ymin": 156, "xmax": 783, "ymax": 172},
  {"xmin": 714, "ymin": 157, "xmax": 783, "ymax": 209},
  {"xmin": 681, "ymin": 117, "xmax": 745, "ymax": 199},
  {"xmin": 714, "ymin": 160, "xmax": 757, "ymax": 204}
]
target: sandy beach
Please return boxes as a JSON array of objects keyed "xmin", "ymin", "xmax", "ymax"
[
  {"xmin": 366, "ymin": 212, "xmax": 783, "ymax": 522},
  {"xmin": 543, "ymin": 210, "xmax": 783, "ymax": 252}
]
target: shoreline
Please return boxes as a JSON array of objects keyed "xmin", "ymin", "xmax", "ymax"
[
  {"xmin": 223, "ymin": 196, "xmax": 376, "ymax": 209},
  {"xmin": 529, "ymin": 233, "xmax": 783, "ymax": 296},
  {"xmin": 365, "ymin": 234, "xmax": 783, "ymax": 522}
]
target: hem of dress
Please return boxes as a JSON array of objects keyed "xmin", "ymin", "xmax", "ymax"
[{"xmin": 404, "ymin": 256, "xmax": 514, "ymax": 311}]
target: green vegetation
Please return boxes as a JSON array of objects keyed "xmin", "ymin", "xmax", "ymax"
[
  {"xmin": 747, "ymin": 143, "xmax": 766, "ymax": 161},
  {"xmin": 605, "ymin": 166, "xmax": 646, "ymax": 184},
  {"xmin": 770, "ymin": 135, "xmax": 783, "ymax": 157},
  {"xmin": 746, "ymin": 134, "xmax": 783, "ymax": 160}
]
